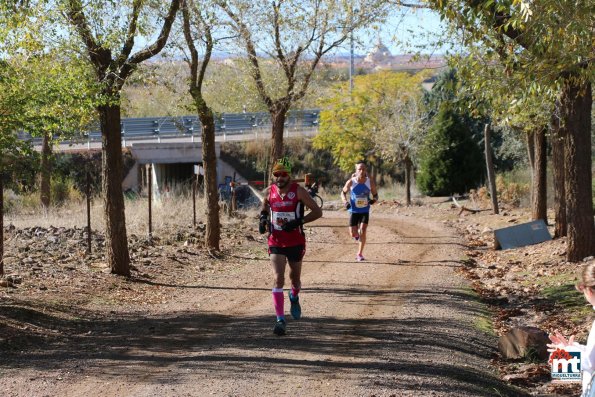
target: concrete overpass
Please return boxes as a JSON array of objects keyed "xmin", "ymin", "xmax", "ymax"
[
  {"xmin": 55, "ymin": 127, "xmax": 317, "ymax": 198},
  {"xmin": 25, "ymin": 111, "xmax": 319, "ymax": 197}
]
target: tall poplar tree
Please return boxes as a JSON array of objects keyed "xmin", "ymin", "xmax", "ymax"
[
  {"xmin": 429, "ymin": 0, "xmax": 594, "ymax": 261},
  {"xmin": 64, "ymin": 0, "xmax": 180, "ymax": 275}
]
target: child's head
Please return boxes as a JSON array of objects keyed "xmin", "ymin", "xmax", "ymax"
[{"xmin": 577, "ymin": 262, "xmax": 595, "ymax": 294}]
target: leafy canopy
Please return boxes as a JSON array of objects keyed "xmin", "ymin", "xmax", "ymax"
[{"xmin": 314, "ymin": 70, "xmax": 430, "ymax": 172}]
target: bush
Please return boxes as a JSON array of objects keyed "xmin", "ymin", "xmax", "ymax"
[
  {"xmin": 2, "ymin": 189, "xmax": 40, "ymax": 214},
  {"xmin": 496, "ymin": 175, "xmax": 530, "ymax": 207},
  {"xmin": 53, "ymin": 152, "xmax": 103, "ymax": 195},
  {"xmin": 417, "ymin": 103, "xmax": 484, "ymax": 196},
  {"xmin": 51, "ymin": 177, "xmax": 83, "ymax": 205},
  {"xmin": 221, "ymin": 138, "xmax": 348, "ymax": 188}
]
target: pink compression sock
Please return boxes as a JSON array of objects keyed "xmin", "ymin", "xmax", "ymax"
[
  {"xmin": 291, "ymin": 285, "xmax": 300, "ymax": 299},
  {"xmin": 272, "ymin": 288, "xmax": 284, "ymax": 318}
]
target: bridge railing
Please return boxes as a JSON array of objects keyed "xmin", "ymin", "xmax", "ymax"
[{"xmin": 20, "ymin": 109, "xmax": 320, "ymax": 145}]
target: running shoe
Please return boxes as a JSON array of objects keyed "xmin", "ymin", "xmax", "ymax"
[
  {"xmin": 289, "ymin": 291, "xmax": 301, "ymax": 320},
  {"xmin": 273, "ymin": 319, "xmax": 287, "ymax": 336},
  {"xmin": 356, "ymin": 254, "xmax": 365, "ymax": 262}
]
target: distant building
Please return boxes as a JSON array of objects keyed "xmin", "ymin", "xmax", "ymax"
[{"xmin": 364, "ymin": 38, "xmax": 392, "ymax": 64}]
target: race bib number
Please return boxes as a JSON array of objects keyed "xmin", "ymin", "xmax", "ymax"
[
  {"xmin": 355, "ymin": 195, "xmax": 368, "ymax": 208},
  {"xmin": 272, "ymin": 211, "xmax": 296, "ymax": 230}
]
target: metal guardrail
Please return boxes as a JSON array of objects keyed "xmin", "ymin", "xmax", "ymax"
[{"xmin": 20, "ymin": 109, "xmax": 320, "ymax": 144}]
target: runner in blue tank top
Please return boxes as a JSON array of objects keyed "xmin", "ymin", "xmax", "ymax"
[{"xmin": 340, "ymin": 161, "xmax": 378, "ymax": 261}]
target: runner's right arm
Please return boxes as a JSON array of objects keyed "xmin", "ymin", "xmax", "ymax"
[
  {"xmin": 261, "ymin": 186, "xmax": 271, "ymax": 213},
  {"xmin": 259, "ymin": 187, "xmax": 271, "ymax": 233},
  {"xmin": 341, "ymin": 180, "xmax": 352, "ymax": 209}
]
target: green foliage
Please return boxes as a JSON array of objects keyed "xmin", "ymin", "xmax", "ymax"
[
  {"xmin": 495, "ymin": 175, "xmax": 530, "ymax": 207},
  {"xmin": 314, "ymin": 94, "xmax": 374, "ymax": 171},
  {"xmin": 314, "ymin": 70, "xmax": 431, "ymax": 172},
  {"xmin": 454, "ymin": 51, "xmax": 555, "ymax": 134},
  {"xmin": 0, "ymin": 61, "xmax": 37, "ymax": 190},
  {"xmin": 9, "ymin": 52, "xmax": 97, "ymax": 141},
  {"xmin": 422, "ymin": 68, "xmax": 488, "ymax": 139},
  {"xmin": 50, "ymin": 176, "xmax": 83, "ymax": 205},
  {"xmin": 1, "ymin": 146, "xmax": 38, "ymax": 193},
  {"xmin": 221, "ymin": 138, "xmax": 347, "ymax": 187},
  {"xmin": 429, "ymin": 0, "xmax": 593, "ymax": 88},
  {"xmin": 417, "ymin": 103, "xmax": 484, "ymax": 196},
  {"xmin": 120, "ymin": 58, "xmax": 353, "ymax": 117},
  {"xmin": 52, "ymin": 152, "xmax": 102, "ymax": 195}
]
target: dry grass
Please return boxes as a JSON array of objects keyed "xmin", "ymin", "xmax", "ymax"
[{"xmin": 3, "ymin": 193, "xmax": 239, "ymax": 236}]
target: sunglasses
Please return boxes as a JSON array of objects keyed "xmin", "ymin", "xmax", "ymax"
[{"xmin": 273, "ymin": 171, "xmax": 289, "ymax": 178}]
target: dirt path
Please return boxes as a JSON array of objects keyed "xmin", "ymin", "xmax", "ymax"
[{"xmin": 1, "ymin": 211, "xmax": 524, "ymax": 397}]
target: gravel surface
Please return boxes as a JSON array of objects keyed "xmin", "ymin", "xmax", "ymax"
[{"xmin": 0, "ymin": 210, "xmax": 527, "ymax": 396}]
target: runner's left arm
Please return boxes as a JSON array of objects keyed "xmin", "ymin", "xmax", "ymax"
[
  {"xmin": 297, "ymin": 186, "xmax": 322, "ymax": 224},
  {"xmin": 370, "ymin": 177, "xmax": 379, "ymax": 205}
]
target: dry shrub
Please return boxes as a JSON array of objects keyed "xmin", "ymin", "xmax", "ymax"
[
  {"xmin": 473, "ymin": 187, "xmax": 491, "ymax": 206},
  {"xmin": 51, "ymin": 177, "xmax": 84, "ymax": 205},
  {"xmin": 496, "ymin": 175, "xmax": 529, "ymax": 207},
  {"xmin": 243, "ymin": 138, "xmax": 270, "ymax": 158}
]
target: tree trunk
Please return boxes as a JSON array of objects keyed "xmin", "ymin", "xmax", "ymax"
[
  {"xmin": 40, "ymin": 131, "xmax": 52, "ymax": 208},
  {"xmin": 99, "ymin": 103, "xmax": 131, "ymax": 276},
  {"xmin": 551, "ymin": 109, "xmax": 567, "ymax": 237},
  {"xmin": 484, "ymin": 124, "xmax": 499, "ymax": 214},
  {"xmin": 532, "ymin": 127, "xmax": 548, "ymax": 222},
  {"xmin": 526, "ymin": 130, "xmax": 535, "ymax": 171},
  {"xmin": 270, "ymin": 105, "xmax": 288, "ymax": 175},
  {"xmin": 0, "ymin": 173, "xmax": 3, "ymax": 276},
  {"xmin": 526, "ymin": 130, "xmax": 535, "ymax": 207},
  {"xmin": 404, "ymin": 157, "xmax": 412, "ymax": 206},
  {"xmin": 561, "ymin": 79, "xmax": 594, "ymax": 262},
  {"xmin": 198, "ymin": 109, "xmax": 221, "ymax": 251}
]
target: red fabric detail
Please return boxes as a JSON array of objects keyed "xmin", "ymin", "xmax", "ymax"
[{"xmin": 268, "ymin": 183, "xmax": 305, "ymax": 248}]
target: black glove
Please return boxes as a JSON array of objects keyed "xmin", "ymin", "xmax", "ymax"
[
  {"xmin": 281, "ymin": 218, "xmax": 302, "ymax": 232},
  {"xmin": 370, "ymin": 194, "xmax": 378, "ymax": 205},
  {"xmin": 344, "ymin": 202, "xmax": 351, "ymax": 210},
  {"xmin": 258, "ymin": 211, "xmax": 268, "ymax": 234}
]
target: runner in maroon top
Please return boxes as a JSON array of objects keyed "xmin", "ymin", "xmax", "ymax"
[{"xmin": 259, "ymin": 160, "xmax": 322, "ymax": 336}]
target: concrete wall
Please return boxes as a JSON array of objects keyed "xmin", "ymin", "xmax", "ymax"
[{"xmin": 122, "ymin": 141, "xmax": 247, "ymax": 193}]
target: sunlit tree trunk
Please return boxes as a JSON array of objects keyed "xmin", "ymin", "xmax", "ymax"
[
  {"xmin": 561, "ymin": 79, "xmax": 594, "ymax": 261},
  {"xmin": 404, "ymin": 156, "xmax": 412, "ymax": 206},
  {"xmin": 531, "ymin": 127, "xmax": 547, "ymax": 222},
  {"xmin": 551, "ymin": 109, "xmax": 566, "ymax": 237},
  {"xmin": 484, "ymin": 124, "xmax": 499, "ymax": 214},
  {"xmin": 194, "ymin": 96, "xmax": 220, "ymax": 251},
  {"xmin": 270, "ymin": 104, "xmax": 289, "ymax": 176},
  {"xmin": 182, "ymin": 3, "xmax": 220, "ymax": 251},
  {"xmin": 99, "ymin": 101, "xmax": 130, "ymax": 276},
  {"xmin": 40, "ymin": 131, "xmax": 52, "ymax": 208}
]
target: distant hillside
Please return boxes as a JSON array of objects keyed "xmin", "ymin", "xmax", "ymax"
[{"xmin": 323, "ymin": 53, "xmax": 447, "ymax": 72}]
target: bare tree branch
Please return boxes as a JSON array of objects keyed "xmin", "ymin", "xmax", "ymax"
[
  {"xmin": 218, "ymin": 0, "xmax": 273, "ymax": 108},
  {"xmin": 65, "ymin": 0, "xmax": 110, "ymax": 70},
  {"xmin": 127, "ymin": 0, "xmax": 181, "ymax": 66},
  {"xmin": 181, "ymin": 0, "xmax": 199, "ymax": 88},
  {"xmin": 117, "ymin": 0, "xmax": 143, "ymax": 66}
]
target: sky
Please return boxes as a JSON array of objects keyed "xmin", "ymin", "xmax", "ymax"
[{"xmin": 353, "ymin": 7, "xmax": 449, "ymax": 56}]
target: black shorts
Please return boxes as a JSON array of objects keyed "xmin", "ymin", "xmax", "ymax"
[
  {"xmin": 268, "ymin": 245, "xmax": 306, "ymax": 262},
  {"xmin": 349, "ymin": 212, "xmax": 369, "ymax": 227}
]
